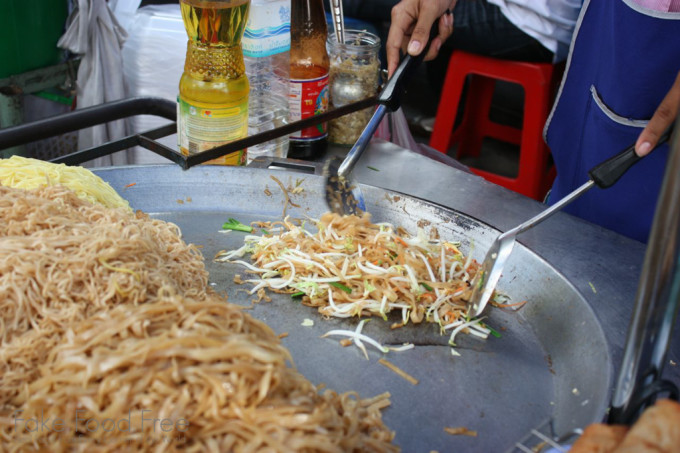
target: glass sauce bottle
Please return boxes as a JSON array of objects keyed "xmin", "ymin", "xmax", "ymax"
[{"xmin": 288, "ymin": 0, "xmax": 330, "ymax": 160}]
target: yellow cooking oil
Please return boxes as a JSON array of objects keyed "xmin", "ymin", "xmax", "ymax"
[{"xmin": 178, "ymin": 0, "xmax": 250, "ymax": 165}]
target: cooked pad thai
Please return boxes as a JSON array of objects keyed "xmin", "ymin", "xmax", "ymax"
[{"xmin": 216, "ymin": 212, "xmax": 497, "ymax": 344}]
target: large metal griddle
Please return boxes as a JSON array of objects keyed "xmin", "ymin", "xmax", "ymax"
[
  {"xmin": 3, "ymin": 94, "xmax": 677, "ymax": 450},
  {"xmin": 94, "ymin": 162, "xmax": 613, "ymax": 452}
]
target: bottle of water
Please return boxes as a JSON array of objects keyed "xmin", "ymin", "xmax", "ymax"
[{"xmin": 242, "ymin": 0, "xmax": 291, "ymax": 163}]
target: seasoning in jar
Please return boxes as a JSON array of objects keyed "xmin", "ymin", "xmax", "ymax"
[{"xmin": 327, "ymin": 30, "xmax": 381, "ymax": 145}]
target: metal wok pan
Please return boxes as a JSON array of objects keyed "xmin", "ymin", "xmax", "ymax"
[{"xmin": 95, "ymin": 164, "xmax": 612, "ymax": 452}]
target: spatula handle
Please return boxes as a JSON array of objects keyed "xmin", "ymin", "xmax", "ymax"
[{"xmin": 589, "ymin": 127, "xmax": 673, "ymax": 188}]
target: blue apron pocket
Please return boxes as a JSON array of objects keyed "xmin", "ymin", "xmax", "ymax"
[
  {"xmin": 589, "ymin": 85, "xmax": 649, "ymax": 129},
  {"xmin": 579, "ymin": 85, "xmax": 654, "ymax": 174},
  {"xmin": 569, "ymin": 84, "xmax": 669, "ymax": 242}
]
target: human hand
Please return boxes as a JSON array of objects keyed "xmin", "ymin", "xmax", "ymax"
[
  {"xmin": 635, "ymin": 70, "xmax": 680, "ymax": 157},
  {"xmin": 385, "ymin": 0, "xmax": 456, "ymax": 78}
]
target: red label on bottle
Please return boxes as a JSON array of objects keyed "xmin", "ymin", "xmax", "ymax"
[{"xmin": 289, "ymin": 74, "xmax": 329, "ymax": 140}]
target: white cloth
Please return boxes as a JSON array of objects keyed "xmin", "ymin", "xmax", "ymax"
[
  {"xmin": 109, "ymin": 0, "xmax": 143, "ymax": 31},
  {"xmin": 487, "ymin": 0, "xmax": 584, "ymax": 62},
  {"xmin": 121, "ymin": 5, "xmax": 187, "ymax": 164},
  {"xmin": 57, "ymin": 0, "xmax": 130, "ymax": 167}
]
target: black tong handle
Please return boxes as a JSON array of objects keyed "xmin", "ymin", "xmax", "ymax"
[{"xmin": 378, "ymin": 20, "xmax": 441, "ymax": 111}]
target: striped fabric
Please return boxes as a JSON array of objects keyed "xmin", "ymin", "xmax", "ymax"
[{"xmin": 631, "ymin": 0, "xmax": 680, "ymax": 12}]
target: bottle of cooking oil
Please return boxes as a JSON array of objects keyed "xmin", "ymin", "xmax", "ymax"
[{"xmin": 178, "ymin": 0, "xmax": 250, "ymax": 165}]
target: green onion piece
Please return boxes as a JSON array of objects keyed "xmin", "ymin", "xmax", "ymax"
[
  {"xmin": 420, "ymin": 282, "xmax": 434, "ymax": 291},
  {"xmin": 222, "ymin": 218, "xmax": 253, "ymax": 232},
  {"xmin": 329, "ymin": 282, "xmax": 352, "ymax": 294},
  {"xmin": 367, "ymin": 166, "xmax": 380, "ymax": 172},
  {"xmin": 485, "ymin": 324, "xmax": 502, "ymax": 338},
  {"xmin": 291, "ymin": 291, "xmax": 305, "ymax": 298}
]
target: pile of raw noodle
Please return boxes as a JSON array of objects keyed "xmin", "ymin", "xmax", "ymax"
[
  {"xmin": 0, "ymin": 155, "xmax": 130, "ymax": 210},
  {"xmin": 0, "ymin": 184, "xmax": 396, "ymax": 452}
]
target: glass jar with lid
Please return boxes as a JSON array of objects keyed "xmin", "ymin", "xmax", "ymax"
[{"xmin": 327, "ymin": 30, "xmax": 381, "ymax": 145}]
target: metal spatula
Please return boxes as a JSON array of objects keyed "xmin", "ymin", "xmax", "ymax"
[
  {"xmin": 467, "ymin": 129, "xmax": 673, "ymax": 318},
  {"xmin": 324, "ymin": 26, "xmax": 439, "ymax": 216}
]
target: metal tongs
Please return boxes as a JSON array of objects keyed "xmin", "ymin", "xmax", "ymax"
[
  {"xmin": 330, "ymin": 0, "xmax": 345, "ymax": 44},
  {"xmin": 324, "ymin": 26, "xmax": 440, "ymax": 216},
  {"xmin": 467, "ymin": 128, "xmax": 673, "ymax": 318}
]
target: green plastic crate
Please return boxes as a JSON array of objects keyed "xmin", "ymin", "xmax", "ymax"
[{"xmin": 0, "ymin": 1, "xmax": 69, "ymax": 78}]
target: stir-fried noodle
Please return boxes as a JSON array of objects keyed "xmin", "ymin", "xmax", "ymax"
[
  {"xmin": 0, "ymin": 185, "xmax": 397, "ymax": 452},
  {"xmin": 0, "ymin": 185, "xmax": 208, "ymax": 343},
  {"xmin": 216, "ymin": 213, "xmax": 494, "ymax": 343}
]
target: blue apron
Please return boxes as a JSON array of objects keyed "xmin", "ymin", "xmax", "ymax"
[{"xmin": 545, "ymin": 0, "xmax": 680, "ymax": 243}]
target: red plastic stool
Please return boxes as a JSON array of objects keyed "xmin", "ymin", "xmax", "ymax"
[{"xmin": 429, "ymin": 50, "xmax": 563, "ymax": 200}]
